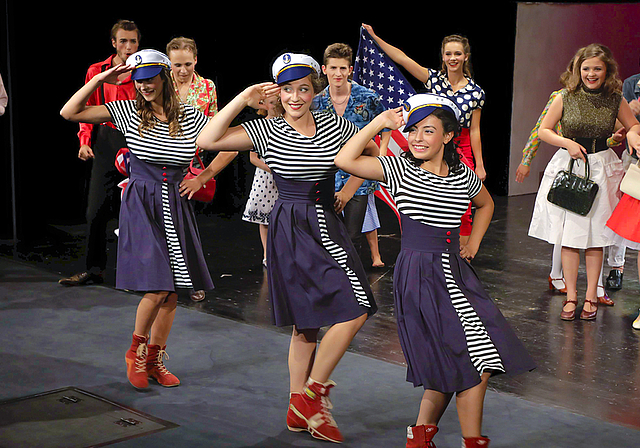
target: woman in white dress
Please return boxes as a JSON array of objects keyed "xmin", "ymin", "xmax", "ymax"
[{"xmin": 529, "ymin": 44, "xmax": 640, "ymax": 321}]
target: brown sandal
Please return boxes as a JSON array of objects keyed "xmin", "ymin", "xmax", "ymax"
[
  {"xmin": 580, "ymin": 299, "xmax": 598, "ymax": 321},
  {"xmin": 561, "ymin": 298, "xmax": 578, "ymax": 321}
]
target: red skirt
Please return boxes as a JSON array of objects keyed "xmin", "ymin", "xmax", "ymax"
[
  {"xmin": 604, "ymin": 193, "xmax": 640, "ymax": 250},
  {"xmin": 455, "ymin": 128, "xmax": 474, "ymax": 236}
]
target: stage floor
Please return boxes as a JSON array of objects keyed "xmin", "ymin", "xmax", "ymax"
[{"xmin": 2, "ymin": 193, "xmax": 640, "ymax": 442}]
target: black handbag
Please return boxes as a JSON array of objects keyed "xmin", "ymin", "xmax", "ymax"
[{"xmin": 547, "ymin": 156, "xmax": 599, "ymax": 216}]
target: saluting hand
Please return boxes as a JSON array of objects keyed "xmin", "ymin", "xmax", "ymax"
[
  {"xmin": 377, "ymin": 107, "xmax": 404, "ymax": 131},
  {"xmin": 240, "ymin": 82, "xmax": 281, "ymax": 110},
  {"xmin": 94, "ymin": 63, "xmax": 133, "ymax": 86}
]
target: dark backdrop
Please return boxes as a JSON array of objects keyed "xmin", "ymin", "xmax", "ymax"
[{"xmin": 0, "ymin": 2, "xmax": 518, "ymax": 242}]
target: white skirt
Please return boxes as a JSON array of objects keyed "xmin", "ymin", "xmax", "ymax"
[
  {"xmin": 528, "ymin": 148, "xmax": 624, "ymax": 249},
  {"xmin": 242, "ymin": 167, "xmax": 278, "ymax": 225}
]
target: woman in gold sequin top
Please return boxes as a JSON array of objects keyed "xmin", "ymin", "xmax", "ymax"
[{"xmin": 528, "ymin": 44, "xmax": 640, "ymax": 321}]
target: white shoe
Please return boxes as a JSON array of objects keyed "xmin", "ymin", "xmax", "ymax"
[{"xmin": 633, "ymin": 310, "xmax": 640, "ymax": 331}]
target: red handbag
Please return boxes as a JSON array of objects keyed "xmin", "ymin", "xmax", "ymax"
[{"xmin": 185, "ymin": 152, "xmax": 216, "ymax": 202}]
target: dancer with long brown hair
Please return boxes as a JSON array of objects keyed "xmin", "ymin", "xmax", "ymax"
[{"xmin": 61, "ymin": 49, "xmax": 214, "ymax": 390}]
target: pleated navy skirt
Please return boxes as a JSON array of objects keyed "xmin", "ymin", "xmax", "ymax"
[
  {"xmin": 267, "ymin": 174, "xmax": 377, "ymax": 329},
  {"xmin": 395, "ymin": 214, "xmax": 535, "ymax": 393},
  {"xmin": 116, "ymin": 153, "xmax": 214, "ymax": 293}
]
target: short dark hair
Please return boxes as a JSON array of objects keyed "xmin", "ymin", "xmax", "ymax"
[{"xmin": 323, "ymin": 43, "xmax": 353, "ymax": 66}]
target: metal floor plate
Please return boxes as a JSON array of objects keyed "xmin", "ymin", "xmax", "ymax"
[{"xmin": 0, "ymin": 387, "xmax": 178, "ymax": 448}]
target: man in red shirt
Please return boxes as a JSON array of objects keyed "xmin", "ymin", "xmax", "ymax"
[{"xmin": 59, "ymin": 20, "xmax": 140, "ymax": 286}]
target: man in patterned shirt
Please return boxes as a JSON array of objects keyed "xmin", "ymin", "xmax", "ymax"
[{"xmin": 313, "ymin": 43, "xmax": 390, "ymax": 261}]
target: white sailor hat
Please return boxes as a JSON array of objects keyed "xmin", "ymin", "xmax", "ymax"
[
  {"xmin": 402, "ymin": 93, "xmax": 461, "ymax": 131},
  {"xmin": 272, "ymin": 53, "xmax": 321, "ymax": 84},
  {"xmin": 126, "ymin": 49, "xmax": 172, "ymax": 81}
]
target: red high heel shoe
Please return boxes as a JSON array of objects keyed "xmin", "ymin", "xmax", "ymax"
[{"xmin": 548, "ymin": 276, "xmax": 567, "ymax": 294}]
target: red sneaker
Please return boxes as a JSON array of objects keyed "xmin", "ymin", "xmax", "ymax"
[
  {"xmin": 286, "ymin": 392, "xmax": 308, "ymax": 432},
  {"xmin": 125, "ymin": 333, "xmax": 148, "ymax": 390},
  {"xmin": 406, "ymin": 425, "xmax": 438, "ymax": 448},
  {"xmin": 146, "ymin": 344, "xmax": 180, "ymax": 387},
  {"xmin": 463, "ymin": 436, "xmax": 490, "ymax": 448},
  {"xmin": 290, "ymin": 379, "xmax": 343, "ymax": 443}
]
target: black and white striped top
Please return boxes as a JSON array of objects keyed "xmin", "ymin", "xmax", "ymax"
[
  {"xmin": 241, "ymin": 111, "xmax": 359, "ymax": 181},
  {"xmin": 377, "ymin": 156, "xmax": 482, "ymax": 228},
  {"xmin": 105, "ymin": 100, "xmax": 209, "ymax": 166}
]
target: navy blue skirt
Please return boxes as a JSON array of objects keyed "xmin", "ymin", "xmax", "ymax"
[
  {"xmin": 116, "ymin": 153, "xmax": 214, "ymax": 293},
  {"xmin": 395, "ymin": 214, "xmax": 535, "ymax": 393},
  {"xmin": 267, "ymin": 174, "xmax": 377, "ymax": 329}
]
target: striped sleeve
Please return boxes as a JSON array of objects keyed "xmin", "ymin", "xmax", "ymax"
[
  {"xmin": 335, "ymin": 114, "xmax": 359, "ymax": 147},
  {"xmin": 463, "ymin": 164, "xmax": 483, "ymax": 199},
  {"xmin": 377, "ymin": 155, "xmax": 407, "ymax": 196},
  {"xmin": 240, "ymin": 118, "xmax": 271, "ymax": 159},
  {"xmin": 185, "ymin": 104, "xmax": 210, "ymax": 136},
  {"xmin": 104, "ymin": 100, "xmax": 136, "ymax": 133}
]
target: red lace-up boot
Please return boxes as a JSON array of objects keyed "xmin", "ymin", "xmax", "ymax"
[
  {"xmin": 146, "ymin": 344, "xmax": 180, "ymax": 387},
  {"xmin": 463, "ymin": 436, "xmax": 490, "ymax": 448},
  {"xmin": 406, "ymin": 424, "xmax": 438, "ymax": 447},
  {"xmin": 286, "ymin": 392, "xmax": 308, "ymax": 432},
  {"xmin": 125, "ymin": 333, "xmax": 148, "ymax": 389},
  {"xmin": 290, "ymin": 378, "xmax": 343, "ymax": 443}
]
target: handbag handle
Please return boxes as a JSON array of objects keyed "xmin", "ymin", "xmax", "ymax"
[
  {"xmin": 189, "ymin": 152, "xmax": 206, "ymax": 172},
  {"xmin": 567, "ymin": 155, "xmax": 590, "ymax": 181}
]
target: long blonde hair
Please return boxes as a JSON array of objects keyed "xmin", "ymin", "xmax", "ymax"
[{"xmin": 136, "ymin": 68, "xmax": 185, "ymax": 138}]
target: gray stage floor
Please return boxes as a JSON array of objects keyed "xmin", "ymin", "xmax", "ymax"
[{"xmin": 1, "ymin": 252, "xmax": 639, "ymax": 447}]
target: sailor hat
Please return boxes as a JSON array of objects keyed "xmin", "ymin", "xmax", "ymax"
[
  {"xmin": 272, "ymin": 53, "xmax": 321, "ymax": 84},
  {"xmin": 402, "ymin": 93, "xmax": 461, "ymax": 131},
  {"xmin": 126, "ymin": 49, "xmax": 172, "ymax": 81}
]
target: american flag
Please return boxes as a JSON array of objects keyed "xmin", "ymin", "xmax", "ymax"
[
  {"xmin": 353, "ymin": 26, "xmax": 416, "ymax": 222},
  {"xmin": 115, "ymin": 147, "xmax": 130, "ymax": 199}
]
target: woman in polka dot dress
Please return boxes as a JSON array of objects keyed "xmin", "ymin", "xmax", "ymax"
[
  {"xmin": 362, "ymin": 24, "xmax": 486, "ymax": 244},
  {"xmin": 242, "ymin": 99, "xmax": 280, "ymax": 266}
]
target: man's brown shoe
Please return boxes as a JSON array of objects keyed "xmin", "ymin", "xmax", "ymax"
[{"xmin": 58, "ymin": 271, "xmax": 104, "ymax": 286}]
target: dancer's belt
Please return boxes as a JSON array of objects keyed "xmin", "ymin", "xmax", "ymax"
[{"xmin": 571, "ymin": 137, "xmax": 609, "ymax": 154}]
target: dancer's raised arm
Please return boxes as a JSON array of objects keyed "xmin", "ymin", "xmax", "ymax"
[
  {"xmin": 335, "ymin": 107, "xmax": 403, "ymax": 181},
  {"xmin": 196, "ymin": 82, "xmax": 280, "ymax": 152},
  {"xmin": 361, "ymin": 23, "xmax": 430, "ymax": 83},
  {"xmin": 60, "ymin": 64, "xmax": 132, "ymax": 124}
]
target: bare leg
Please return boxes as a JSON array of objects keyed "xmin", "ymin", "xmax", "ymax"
[
  {"xmin": 259, "ymin": 224, "xmax": 269, "ymax": 262},
  {"xmin": 584, "ymin": 248, "xmax": 603, "ymax": 312},
  {"xmin": 134, "ymin": 291, "xmax": 171, "ymax": 337},
  {"xmin": 455, "ymin": 372, "xmax": 491, "ymax": 438},
  {"xmin": 561, "ymin": 247, "xmax": 580, "ymax": 312},
  {"xmin": 365, "ymin": 229, "xmax": 384, "ymax": 267},
  {"xmin": 308, "ymin": 313, "xmax": 368, "ymax": 383},
  {"xmin": 417, "ymin": 389, "xmax": 453, "ymax": 426},
  {"xmin": 289, "ymin": 327, "xmax": 319, "ymax": 393},
  {"xmin": 149, "ymin": 292, "xmax": 178, "ymax": 346}
]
